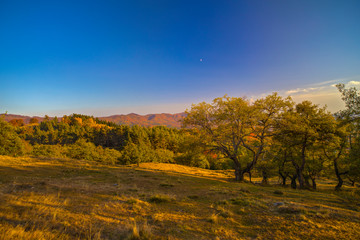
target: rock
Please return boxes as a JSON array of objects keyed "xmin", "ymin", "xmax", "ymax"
[{"xmin": 273, "ymin": 202, "xmax": 285, "ymax": 207}]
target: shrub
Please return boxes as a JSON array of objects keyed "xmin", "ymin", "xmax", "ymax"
[
  {"xmin": 153, "ymin": 148, "xmax": 174, "ymax": 163},
  {"xmin": 31, "ymin": 144, "xmax": 65, "ymax": 158},
  {"xmin": 274, "ymin": 190, "xmax": 284, "ymax": 195},
  {"xmin": 207, "ymin": 214, "xmax": 219, "ymax": 224},
  {"xmin": 175, "ymin": 153, "xmax": 210, "ymax": 169},
  {"xmin": 148, "ymin": 194, "xmax": 175, "ymax": 203},
  {"xmin": 65, "ymin": 139, "xmax": 121, "ymax": 164},
  {"xmin": 0, "ymin": 119, "xmax": 25, "ymax": 156},
  {"xmin": 120, "ymin": 142, "xmax": 143, "ymax": 165}
]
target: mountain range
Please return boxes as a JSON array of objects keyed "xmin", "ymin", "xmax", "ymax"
[{"xmin": 1, "ymin": 113, "xmax": 186, "ymax": 128}]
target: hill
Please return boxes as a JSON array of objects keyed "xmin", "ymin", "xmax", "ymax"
[
  {"xmin": 1, "ymin": 113, "xmax": 186, "ymax": 128},
  {"xmin": 0, "ymin": 155, "xmax": 359, "ymax": 239},
  {"xmin": 0, "ymin": 114, "xmax": 44, "ymax": 124},
  {"xmin": 99, "ymin": 113, "xmax": 186, "ymax": 128}
]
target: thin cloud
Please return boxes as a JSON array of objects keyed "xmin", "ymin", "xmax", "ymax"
[
  {"xmin": 308, "ymin": 79, "xmax": 342, "ymax": 87},
  {"xmin": 257, "ymin": 78, "xmax": 350, "ymax": 113},
  {"xmin": 243, "ymin": 77, "xmax": 358, "ymax": 114},
  {"xmin": 285, "ymin": 87, "xmax": 324, "ymax": 95}
]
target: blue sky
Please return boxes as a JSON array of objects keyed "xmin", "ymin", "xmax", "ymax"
[{"xmin": 1, "ymin": 0, "xmax": 360, "ymax": 116}]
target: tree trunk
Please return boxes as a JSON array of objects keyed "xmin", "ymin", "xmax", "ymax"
[
  {"xmin": 334, "ymin": 158, "xmax": 347, "ymax": 191},
  {"xmin": 234, "ymin": 166, "xmax": 244, "ymax": 181},
  {"xmin": 350, "ymin": 179, "xmax": 355, "ymax": 187},
  {"xmin": 279, "ymin": 171, "xmax": 288, "ymax": 186},
  {"xmin": 335, "ymin": 177, "xmax": 343, "ymax": 191},
  {"xmin": 281, "ymin": 175, "xmax": 287, "ymax": 186},
  {"xmin": 291, "ymin": 174, "xmax": 297, "ymax": 189},
  {"xmin": 261, "ymin": 170, "xmax": 268, "ymax": 185},
  {"xmin": 297, "ymin": 137, "xmax": 307, "ymax": 189},
  {"xmin": 248, "ymin": 172, "xmax": 252, "ymax": 183},
  {"xmin": 234, "ymin": 168, "xmax": 241, "ymax": 181},
  {"xmin": 232, "ymin": 157, "xmax": 243, "ymax": 182},
  {"xmin": 304, "ymin": 176, "xmax": 311, "ymax": 189},
  {"xmin": 296, "ymin": 168, "xmax": 305, "ymax": 189},
  {"xmin": 311, "ymin": 177, "xmax": 316, "ymax": 190}
]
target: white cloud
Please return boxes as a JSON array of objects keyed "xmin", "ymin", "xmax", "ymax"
[
  {"xmin": 277, "ymin": 81, "xmax": 347, "ymax": 113},
  {"xmin": 286, "ymin": 88, "xmax": 303, "ymax": 94},
  {"xmin": 348, "ymin": 80, "xmax": 360, "ymax": 85},
  {"xmin": 285, "ymin": 87, "xmax": 324, "ymax": 95}
]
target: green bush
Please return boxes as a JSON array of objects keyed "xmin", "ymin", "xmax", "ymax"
[
  {"xmin": 175, "ymin": 152, "xmax": 210, "ymax": 169},
  {"xmin": 153, "ymin": 148, "xmax": 174, "ymax": 163},
  {"xmin": 0, "ymin": 119, "xmax": 25, "ymax": 156},
  {"xmin": 119, "ymin": 142, "xmax": 176, "ymax": 165},
  {"xmin": 66, "ymin": 139, "xmax": 99, "ymax": 161},
  {"xmin": 31, "ymin": 144, "xmax": 65, "ymax": 158},
  {"xmin": 65, "ymin": 139, "xmax": 121, "ymax": 164}
]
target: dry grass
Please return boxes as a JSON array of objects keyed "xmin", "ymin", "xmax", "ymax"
[{"xmin": 0, "ymin": 155, "xmax": 359, "ymax": 239}]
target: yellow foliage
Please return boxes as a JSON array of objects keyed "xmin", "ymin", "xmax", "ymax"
[{"xmin": 74, "ymin": 117, "xmax": 83, "ymax": 126}]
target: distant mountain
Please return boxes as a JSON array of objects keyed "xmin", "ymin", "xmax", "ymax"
[
  {"xmin": 99, "ymin": 113, "xmax": 186, "ymax": 128},
  {"xmin": 1, "ymin": 113, "xmax": 186, "ymax": 128},
  {"xmin": 0, "ymin": 114, "xmax": 44, "ymax": 124}
]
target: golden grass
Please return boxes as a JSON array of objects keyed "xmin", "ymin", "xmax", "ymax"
[{"xmin": 0, "ymin": 155, "xmax": 359, "ymax": 239}]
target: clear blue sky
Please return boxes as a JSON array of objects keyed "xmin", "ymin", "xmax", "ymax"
[{"xmin": 1, "ymin": 0, "xmax": 359, "ymax": 116}]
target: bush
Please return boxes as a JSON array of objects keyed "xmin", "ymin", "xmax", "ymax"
[
  {"xmin": 208, "ymin": 157, "xmax": 233, "ymax": 170},
  {"xmin": 65, "ymin": 139, "xmax": 121, "ymax": 164},
  {"xmin": 148, "ymin": 194, "xmax": 175, "ymax": 203},
  {"xmin": 101, "ymin": 148, "xmax": 122, "ymax": 165},
  {"xmin": 175, "ymin": 153, "xmax": 210, "ymax": 169},
  {"xmin": 0, "ymin": 119, "xmax": 25, "ymax": 156},
  {"xmin": 31, "ymin": 144, "xmax": 65, "ymax": 158},
  {"xmin": 120, "ymin": 142, "xmax": 143, "ymax": 165},
  {"xmin": 153, "ymin": 148, "xmax": 174, "ymax": 163},
  {"xmin": 119, "ymin": 143, "xmax": 175, "ymax": 165},
  {"xmin": 65, "ymin": 139, "xmax": 99, "ymax": 161}
]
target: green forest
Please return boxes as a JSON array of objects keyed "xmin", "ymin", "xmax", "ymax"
[{"xmin": 1, "ymin": 84, "xmax": 359, "ymax": 191}]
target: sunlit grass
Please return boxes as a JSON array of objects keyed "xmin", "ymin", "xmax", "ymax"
[{"xmin": 0, "ymin": 155, "xmax": 359, "ymax": 239}]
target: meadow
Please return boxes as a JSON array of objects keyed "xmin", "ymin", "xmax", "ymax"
[{"xmin": 0, "ymin": 155, "xmax": 359, "ymax": 240}]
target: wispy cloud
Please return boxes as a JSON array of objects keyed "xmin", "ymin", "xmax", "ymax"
[
  {"xmin": 307, "ymin": 79, "xmax": 342, "ymax": 87},
  {"xmin": 264, "ymin": 77, "xmax": 360, "ymax": 113},
  {"xmin": 285, "ymin": 87, "xmax": 325, "ymax": 95},
  {"xmin": 284, "ymin": 77, "xmax": 360, "ymax": 97}
]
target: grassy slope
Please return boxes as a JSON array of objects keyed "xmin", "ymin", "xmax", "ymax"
[{"xmin": 0, "ymin": 156, "xmax": 359, "ymax": 240}]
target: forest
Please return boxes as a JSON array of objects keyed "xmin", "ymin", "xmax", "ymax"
[{"xmin": 1, "ymin": 83, "xmax": 359, "ymax": 191}]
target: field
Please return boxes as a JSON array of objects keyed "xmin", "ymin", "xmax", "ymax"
[{"xmin": 0, "ymin": 156, "xmax": 359, "ymax": 240}]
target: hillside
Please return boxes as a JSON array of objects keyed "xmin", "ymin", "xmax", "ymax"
[
  {"xmin": 0, "ymin": 114, "xmax": 44, "ymax": 124},
  {"xmin": 1, "ymin": 113, "xmax": 186, "ymax": 128},
  {"xmin": 0, "ymin": 156, "xmax": 359, "ymax": 239},
  {"xmin": 99, "ymin": 113, "xmax": 186, "ymax": 128}
]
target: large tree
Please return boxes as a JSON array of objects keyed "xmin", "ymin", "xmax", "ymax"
[
  {"xmin": 336, "ymin": 83, "xmax": 360, "ymax": 186},
  {"xmin": 321, "ymin": 121, "xmax": 348, "ymax": 190},
  {"xmin": 182, "ymin": 93, "xmax": 291, "ymax": 181},
  {"xmin": 277, "ymin": 101, "xmax": 335, "ymax": 189}
]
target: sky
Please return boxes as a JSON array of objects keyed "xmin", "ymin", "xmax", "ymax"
[{"xmin": 1, "ymin": 0, "xmax": 360, "ymax": 116}]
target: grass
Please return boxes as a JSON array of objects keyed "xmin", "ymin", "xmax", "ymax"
[
  {"xmin": 148, "ymin": 194, "xmax": 175, "ymax": 203},
  {"xmin": 0, "ymin": 155, "xmax": 359, "ymax": 239}
]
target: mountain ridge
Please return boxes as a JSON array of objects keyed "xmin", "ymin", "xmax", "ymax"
[{"xmin": 1, "ymin": 112, "xmax": 186, "ymax": 128}]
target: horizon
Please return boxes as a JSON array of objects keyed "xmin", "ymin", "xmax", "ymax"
[
  {"xmin": 1, "ymin": 78, "xmax": 357, "ymax": 117},
  {"xmin": 1, "ymin": 0, "xmax": 359, "ymax": 117}
]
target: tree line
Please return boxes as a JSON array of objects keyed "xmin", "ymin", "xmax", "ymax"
[
  {"xmin": 0, "ymin": 114, "xmax": 222, "ymax": 168},
  {"xmin": 1, "ymin": 84, "xmax": 359, "ymax": 190}
]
